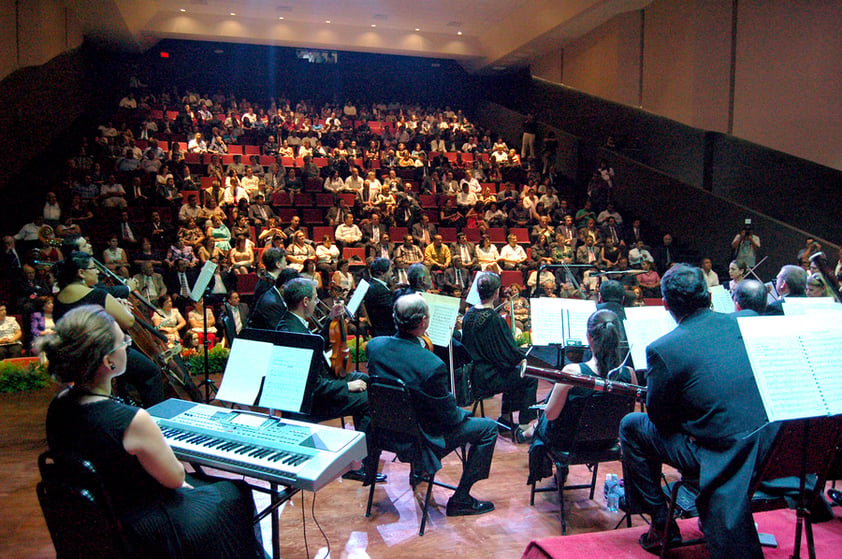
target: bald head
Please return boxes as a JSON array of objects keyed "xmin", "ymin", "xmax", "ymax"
[
  {"xmin": 393, "ymin": 293, "xmax": 429, "ymax": 335},
  {"xmin": 733, "ymin": 279, "xmax": 767, "ymax": 314}
]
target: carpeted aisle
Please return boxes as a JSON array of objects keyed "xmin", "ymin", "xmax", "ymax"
[{"xmin": 522, "ymin": 508, "xmax": 842, "ymax": 559}]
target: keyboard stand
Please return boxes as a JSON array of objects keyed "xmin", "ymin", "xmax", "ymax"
[{"xmin": 253, "ymin": 483, "xmax": 300, "ymax": 559}]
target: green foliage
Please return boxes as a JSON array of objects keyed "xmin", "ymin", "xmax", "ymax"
[
  {"xmin": 183, "ymin": 345, "xmax": 231, "ymax": 377},
  {"xmin": 0, "ymin": 360, "xmax": 51, "ymax": 393},
  {"xmin": 515, "ymin": 331, "xmax": 531, "ymax": 347},
  {"xmin": 346, "ymin": 336, "xmax": 370, "ymax": 364}
]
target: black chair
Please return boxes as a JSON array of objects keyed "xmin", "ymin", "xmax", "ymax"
[
  {"xmin": 364, "ymin": 375, "xmax": 457, "ymax": 536},
  {"xmin": 659, "ymin": 416, "xmax": 842, "ymax": 559},
  {"xmin": 529, "ymin": 391, "xmax": 636, "ymax": 534},
  {"xmin": 36, "ymin": 450, "xmax": 135, "ymax": 559}
]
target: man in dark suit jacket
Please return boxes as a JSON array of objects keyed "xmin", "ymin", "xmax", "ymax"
[
  {"xmin": 165, "ymin": 258, "xmax": 199, "ymax": 309},
  {"xmin": 247, "ymin": 274, "xmax": 287, "ymax": 330},
  {"xmin": 619, "ymin": 265, "xmax": 776, "ymax": 558},
  {"xmin": 366, "ymin": 293, "xmax": 497, "ymax": 516},
  {"xmin": 764, "ymin": 264, "xmax": 806, "ymax": 315},
  {"xmin": 363, "ymin": 258, "xmax": 396, "ymax": 337},
  {"xmin": 360, "ymin": 213, "xmax": 389, "ymax": 245},
  {"xmin": 365, "ymin": 234, "xmax": 395, "ymax": 264},
  {"xmin": 221, "ymin": 290, "xmax": 249, "ymax": 344},
  {"xmin": 449, "ymin": 231, "xmax": 477, "ymax": 271},
  {"xmin": 278, "ymin": 278, "xmax": 383, "ymax": 482},
  {"xmin": 410, "ymin": 215, "xmax": 437, "ymax": 248}
]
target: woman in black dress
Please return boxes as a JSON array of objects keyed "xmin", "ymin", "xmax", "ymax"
[
  {"xmin": 39, "ymin": 305, "xmax": 264, "ymax": 559},
  {"xmin": 527, "ymin": 309, "xmax": 637, "ymax": 483}
]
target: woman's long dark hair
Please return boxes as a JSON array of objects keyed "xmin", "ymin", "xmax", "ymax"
[{"xmin": 588, "ymin": 309, "xmax": 622, "ymax": 378}]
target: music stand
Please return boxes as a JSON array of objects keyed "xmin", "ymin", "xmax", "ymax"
[{"xmin": 189, "ymin": 260, "xmax": 218, "ymax": 403}]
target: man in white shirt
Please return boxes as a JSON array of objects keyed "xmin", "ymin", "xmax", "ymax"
[
  {"xmin": 343, "ymin": 166, "xmax": 364, "ymax": 194},
  {"xmin": 499, "ymin": 234, "xmax": 527, "ymax": 270},
  {"xmin": 459, "ymin": 169, "xmax": 482, "ymax": 194},
  {"xmin": 335, "ymin": 214, "xmax": 363, "ymax": 249},
  {"xmin": 187, "ymin": 132, "xmax": 207, "ymax": 153},
  {"xmin": 701, "ymin": 258, "xmax": 720, "ymax": 287},
  {"xmin": 240, "ymin": 166, "xmax": 260, "ymax": 199}
]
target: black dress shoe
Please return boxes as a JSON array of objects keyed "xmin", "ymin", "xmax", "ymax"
[
  {"xmin": 343, "ymin": 468, "xmax": 387, "ymax": 483},
  {"xmin": 639, "ymin": 518, "xmax": 682, "ymax": 555},
  {"xmin": 445, "ymin": 496, "xmax": 495, "ymax": 517},
  {"xmin": 828, "ymin": 488, "xmax": 842, "ymax": 507}
]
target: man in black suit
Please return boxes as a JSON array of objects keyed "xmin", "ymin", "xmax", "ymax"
[
  {"xmin": 366, "ymin": 293, "xmax": 497, "ymax": 516},
  {"xmin": 277, "ymin": 278, "xmax": 383, "ymax": 483},
  {"xmin": 450, "ymin": 231, "xmax": 477, "ymax": 271},
  {"xmin": 251, "ymin": 247, "xmax": 286, "ymax": 304},
  {"xmin": 363, "ymin": 258, "xmax": 396, "ymax": 338},
  {"xmin": 360, "ymin": 212, "xmax": 388, "ymax": 246},
  {"xmin": 764, "ymin": 264, "xmax": 806, "ymax": 315},
  {"xmin": 411, "ymin": 214, "xmax": 437, "ymax": 248},
  {"xmin": 166, "ymin": 258, "xmax": 199, "ymax": 310},
  {"xmin": 247, "ymin": 269, "xmax": 291, "ymax": 330},
  {"xmin": 596, "ymin": 279, "xmax": 628, "ymax": 346},
  {"xmin": 732, "ymin": 279, "xmax": 767, "ymax": 315},
  {"xmin": 365, "ymin": 232, "xmax": 394, "ymax": 265},
  {"xmin": 619, "ymin": 264, "xmax": 775, "ymax": 558}
]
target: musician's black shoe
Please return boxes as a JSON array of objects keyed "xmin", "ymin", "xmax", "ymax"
[
  {"xmin": 446, "ymin": 496, "xmax": 495, "ymax": 517},
  {"xmin": 828, "ymin": 488, "xmax": 842, "ymax": 507},
  {"xmin": 639, "ymin": 518, "xmax": 682, "ymax": 555},
  {"xmin": 343, "ymin": 468, "xmax": 386, "ymax": 483},
  {"xmin": 495, "ymin": 416, "xmax": 515, "ymax": 436}
]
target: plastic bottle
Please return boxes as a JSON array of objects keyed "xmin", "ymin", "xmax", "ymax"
[
  {"xmin": 607, "ymin": 483, "xmax": 620, "ymax": 512},
  {"xmin": 604, "ymin": 473, "xmax": 618, "ymax": 510}
]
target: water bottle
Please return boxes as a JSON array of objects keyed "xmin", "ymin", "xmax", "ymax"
[
  {"xmin": 607, "ymin": 484, "xmax": 620, "ymax": 512},
  {"xmin": 604, "ymin": 474, "xmax": 618, "ymax": 510}
]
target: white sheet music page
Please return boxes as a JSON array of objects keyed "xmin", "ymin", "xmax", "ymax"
[
  {"xmin": 623, "ymin": 306, "xmax": 677, "ymax": 370},
  {"xmin": 558, "ymin": 298, "xmax": 597, "ymax": 345},
  {"xmin": 710, "ymin": 285, "xmax": 736, "ymax": 314},
  {"xmin": 421, "ymin": 292, "xmax": 461, "ymax": 347},
  {"xmin": 216, "ymin": 338, "xmax": 274, "ymax": 405},
  {"xmin": 782, "ymin": 297, "xmax": 841, "ymax": 316},
  {"xmin": 529, "ymin": 297, "xmax": 566, "ymax": 346},
  {"xmin": 737, "ymin": 315, "xmax": 842, "ymax": 421},
  {"xmin": 258, "ymin": 346, "xmax": 315, "ymax": 411}
]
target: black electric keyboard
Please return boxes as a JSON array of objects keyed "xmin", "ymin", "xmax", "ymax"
[{"xmin": 148, "ymin": 399, "xmax": 366, "ymax": 492}]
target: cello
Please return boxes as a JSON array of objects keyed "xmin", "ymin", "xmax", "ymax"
[{"xmin": 92, "ymin": 259, "xmax": 203, "ymax": 402}]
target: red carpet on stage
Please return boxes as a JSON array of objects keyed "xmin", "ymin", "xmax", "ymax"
[{"xmin": 522, "ymin": 509, "xmax": 842, "ymax": 559}]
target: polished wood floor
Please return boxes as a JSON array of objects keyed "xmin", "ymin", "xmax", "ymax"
[{"xmin": 0, "ymin": 379, "xmax": 658, "ymax": 559}]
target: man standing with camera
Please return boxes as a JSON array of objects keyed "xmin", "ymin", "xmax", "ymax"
[{"xmin": 731, "ymin": 219, "xmax": 761, "ymax": 268}]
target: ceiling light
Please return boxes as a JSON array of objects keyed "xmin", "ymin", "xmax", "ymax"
[
  {"xmin": 325, "ymin": 20, "xmax": 331, "ymax": 24},
  {"xmin": 371, "ymin": 24, "xmax": 376, "ymax": 28},
  {"xmin": 279, "ymin": 17, "xmax": 284, "ymax": 20},
  {"xmin": 457, "ymin": 31, "xmax": 462, "ymax": 36},
  {"xmin": 230, "ymin": 13, "xmax": 236, "ymax": 16},
  {"xmin": 179, "ymin": 9, "xmax": 186, "ymax": 13},
  {"xmin": 414, "ymin": 28, "xmax": 420, "ymax": 32}
]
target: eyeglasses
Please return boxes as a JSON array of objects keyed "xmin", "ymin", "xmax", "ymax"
[{"xmin": 109, "ymin": 334, "xmax": 132, "ymax": 354}]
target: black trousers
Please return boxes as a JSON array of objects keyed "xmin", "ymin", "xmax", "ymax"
[
  {"xmin": 619, "ymin": 412, "xmax": 773, "ymax": 559},
  {"xmin": 114, "ymin": 347, "xmax": 166, "ymax": 408}
]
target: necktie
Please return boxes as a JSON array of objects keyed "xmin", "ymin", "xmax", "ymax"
[
  {"xmin": 179, "ymin": 272, "xmax": 190, "ymax": 297},
  {"xmin": 372, "ymin": 226, "xmax": 380, "ymax": 244},
  {"xmin": 456, "ymin": 268, "xmax": 463, "ymax": 286},
  {"xmin": 461, "ymin": 245, "xmax": 470, "ymax": 264},
  {"xmin": 381, "ymin": 245, "xmax": 388, "ymax": 258},
  {"xmin": 610, "ymin": 227, "xmax": 618, "ymax": 244},
  {"xmin": 423, "ymin": 228, "xmax": 430, "ymax": 245}
]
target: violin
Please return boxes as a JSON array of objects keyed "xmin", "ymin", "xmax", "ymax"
[
  {"xmin": 328, "ymin": 281, "xmax": 351, "ymax": 379},
  {"xmin": 421, "ymin": 334, "xmax": 434, "ymax": 351}
]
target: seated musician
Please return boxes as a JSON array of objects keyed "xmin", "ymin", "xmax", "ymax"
[
  {"xmin": 53, "ymin": 252, "xmax": 164, "ymax": 408},
  {"xmin": 366, "ymin": 293, "xmax": 497, "ymax": 516},
  {"xmin": 460, "ymin": 272, "xmax": 538, "ymax": 443},
  {"xmin": 40, "ymin": 305, "xmax": 265, "ymax": 558},
  {"xmin": 276, "ymin": 278, "xmax": 385, "ymax": 483},
  {"xmin": 527, "ymin": 310, "xmax": 636, "ymax": 483},
  {"xmin": 619, "ymin": 264, "xmax": 776, "ymax": 557}
]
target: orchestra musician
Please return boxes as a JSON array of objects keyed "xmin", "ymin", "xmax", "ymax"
[
  {"xmin": 52, "ymin": 252, "xmax": 164, "ymax": 407},
  {"xmin": 276, "ymin": 277, "xmax": 385, "ymax": 483},
  {"xmin": 460, "ymin": 272, "xmax": 538, "ymax": 443},
  {"xmin": 392, "ymin": 262, "xmax": 434, "ymax": 301},
  {"xmin": 619, "ymin": 264, "xmax": 776, "ymax": 557},
  {"xmin": 41, "ymin": 305, "xmax": 265, "ymax": 558},
  {"xmin": 366, "ymin": 293, "xmax": 497, "ymax": 516},
  {"xmin": 527, "ymin": 309, "xmax": 636, "ymax": 483},
  {"xmin": 363, "ymin": 257, "xmax": 396, "ymax": 337}
]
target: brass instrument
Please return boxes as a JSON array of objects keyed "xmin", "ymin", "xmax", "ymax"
[{"xmin": 520, "ymin": 362, "xmax": 647, "ymax": 402}]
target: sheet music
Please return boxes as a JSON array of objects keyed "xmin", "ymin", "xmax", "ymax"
[
  {"xmin": 465, "ymin": 273, "xmax": 481, "ymax": 306},
  {"xmin": 623, "ymin": 306, "xmax": 677, "ymax": 370},
  {"xmin": 216, "ymin": 338, "xmax": 274, "ymax": 405},
  {"xmin": 421, "ymin": 292, "xmax": 461, "ymax": 347},
  {"xmin": 738, "ymin": 316, "xmax": 842, "ymax": 421},
  {"xmin": 190, "ymin": 260, "xmax": 218, "ymax": 302},
  {"xmin": 258, "ymin": 346, "xmax": 315, "ymax": 411},
  {"xmin": 559, "ymin": 298, "xmax": 596, "ymax": 344},
  {"xmin": 709, "ymin": 285, "xmax": 736, "ymax": 314},
  {"xmin": 345, "ymin": 279, "xmax": 369, "ymax": 316},
  {"xmin": 529, "ymin": 297, "xmax": 566, "ymax": 346},
  {"xmin": 782, "ymin": 297, "xmax": 840, "ymax": 316}
]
